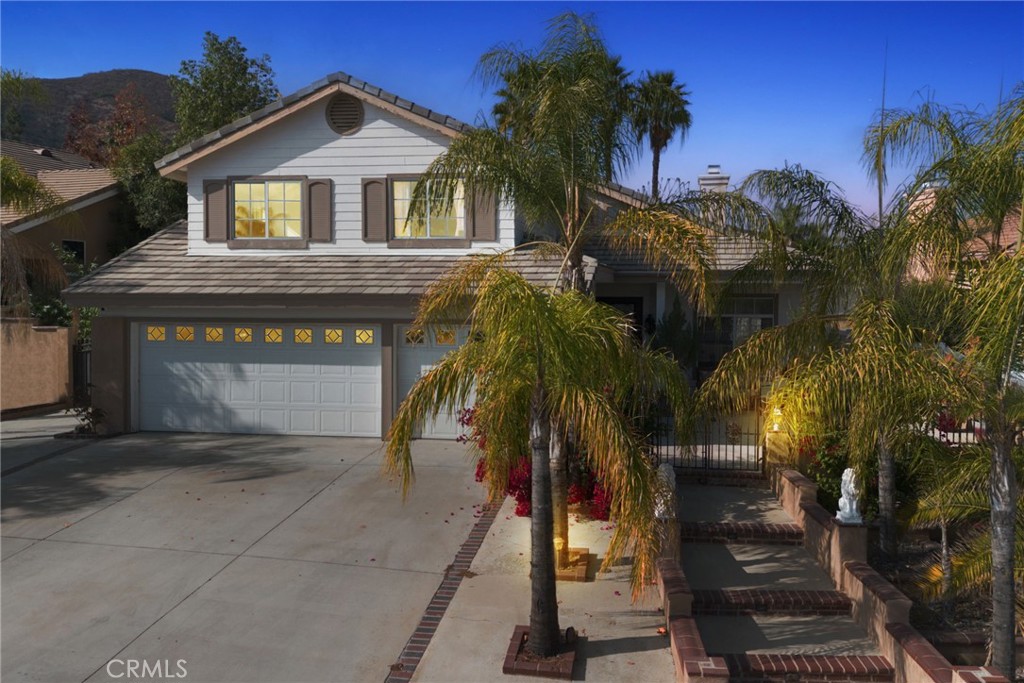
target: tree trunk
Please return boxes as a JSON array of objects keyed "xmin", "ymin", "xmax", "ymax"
[
  {"xmin": 988, "ymin": 426, "xmax": 1017, "ymax": 677},
  {"xmin": 877, "ymin": 438, "xmax": 897, "ymax": 558},
  {"xmin": 651, "ymin": 147, "xmax": 661, "ymax": 202},
  {"xmin": 940, "ymin": 521, "xmax": 952, "ymax": 621},
  {"xmin": 550, "ymin": 421, "xmax": 569, "ymax": 569},
  {"xmin": 527, "ymin": 376, "xmax": 560, "ymax": 658}
]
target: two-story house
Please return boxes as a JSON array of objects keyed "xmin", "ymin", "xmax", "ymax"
[{"xmin": 64, "ymin": 72, "xmax": 802, "ymax": 440}]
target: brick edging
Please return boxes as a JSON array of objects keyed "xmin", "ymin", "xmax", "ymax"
[{"xmin": 384, "ymin": 502, "xmax": 499, "ymax": 683}]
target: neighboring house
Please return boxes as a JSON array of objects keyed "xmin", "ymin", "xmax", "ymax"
[
  {"xmin": 63, "ymin": 72, "xmax": 798, "ymax": 439},
  {"xmin": 0, "ymin": 140, "xmax": 122, "ymax": 266},
  {"xmin": 0, "ymin": 141, "xmax": 122, "ymax": 414}
]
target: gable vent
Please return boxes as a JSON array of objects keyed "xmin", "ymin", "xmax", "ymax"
[{"xmin": 326, "ymin": 93, "xmax": 364, "ymax": 135}]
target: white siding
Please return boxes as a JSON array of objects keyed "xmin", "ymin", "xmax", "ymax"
[{"xmin": 186, "ymin": 99, "xmax": 515, "ymax": 255}]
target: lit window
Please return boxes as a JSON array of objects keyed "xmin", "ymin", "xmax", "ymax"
[
  {"xmin": 294, "ymin": 328, "xmax": 313, "ymax": 344},
  {"xmin": 234, "ymin": 180, "xmax": 303, "ymax": 239},
  {"xmin": 265, "ymin": 327, "xmax": 283, "ymax": 343},
  {"xmin": 324, "ymin": 328, "xmax": 344, "ymax": 344},
  {"xmin": 146, "ymin": 325, "xmax": 166, "ymax": 342},
  {"xmin": 235, "ymin": 327, "xmax": 253, "ymax": 343},
  {"xmin": 176, "ymin": 326, "xmax": 195, "ymax": 342},
  {"xmin": 404, "ymin": 328, "xmax": 424, "ymax": 345},
  {"xmin": 355, "ymin": 328, "xmax": 374, "ymax": 345},
  {"xmin": 392, "ymin": 179, "xmax": 465, "ymax": 239},
  {"xmin": 435, "ymin": 328, "xmax": 456, "ymax": 346},
  {"xmin": 206, "ymin": 327, "xmax": 224, "ymax": 343}
]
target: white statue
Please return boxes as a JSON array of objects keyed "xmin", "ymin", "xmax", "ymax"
[{"xmin": 836, "ymin": 468, "xmax": 863, "ymax": 524}]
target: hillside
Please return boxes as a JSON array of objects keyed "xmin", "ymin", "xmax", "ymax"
[{"xmin": 2, "ymin": 69, "xmax": 176, "ymax": 149}]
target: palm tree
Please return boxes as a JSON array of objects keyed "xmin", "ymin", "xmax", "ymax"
[
  {"xmin": 866, "ymin": 90, "xmax": 1023, "ymax": 675},
  {"xmin": 385, "ymin": 256, "xmax": 690, "ymax": 657},
  {"xmin": 412, "ymin": 12, "xmax": 730, "ymax": 566},
  {"xmin": 631, "ymin": 71, "xmax": 692, "ymax": 201}
]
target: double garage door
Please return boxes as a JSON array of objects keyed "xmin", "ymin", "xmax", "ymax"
[
  {"xmin": 139, "ymin": 323, "xmax": 382, "ymax": 436},
  {"xmin": 138, "ymin": 322, "xmax": 469, "ymax": 438}
]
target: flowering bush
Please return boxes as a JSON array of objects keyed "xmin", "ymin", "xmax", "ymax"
[{"xmin": 461, "ymin": 405, "xmax": 611, "ymax": 520}]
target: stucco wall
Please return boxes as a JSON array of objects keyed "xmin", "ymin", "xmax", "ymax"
[
  {"xmin": 20, "ymin": 194, "xmax": 122, "ymax": 266},
  {"xmin": 1, "ymin": 318, "xmax": 71, "ymax": 411},
  {"xmin": 89, "ymin": 316, "xmax": 129, "ymax": 434}
]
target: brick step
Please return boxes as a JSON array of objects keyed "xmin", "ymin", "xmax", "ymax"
[
  {"xmin": 680, "ymin": 521, "xmax": 804, "ymax": 545},
  {"xmin": 692, "ymin": 589, "xmax": 852, "ymax": 616},
  {"xmin": 718, "ymin": 653, "xmax": 894, "ymax": 682}
]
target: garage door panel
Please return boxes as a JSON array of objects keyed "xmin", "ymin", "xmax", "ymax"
[
  {"xmin": 396, "ymin": 326, "xmax": 472, "ymax": 440},
  {"xmin": 259, "ymin": 381, "xmax": 287, "ymax": 403},
  {"xmin": 289, "ymin": 382, "xmax": 317, "ymax": 403},
  {"xmin": 139, "ymin": 323, "xmax": 381, "ymax": 437}
]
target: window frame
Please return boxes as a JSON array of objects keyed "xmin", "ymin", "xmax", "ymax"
[
  {"xmin": 227, "ymin": 175, "xmax": 309, "ymax": 249},
  {"xmin": 61, "ymin": 239, "xmax": 86, "ymax": 264},
  {"xmin": 386, "ymin": 174, "xmax": 471, "ymax": 249}
]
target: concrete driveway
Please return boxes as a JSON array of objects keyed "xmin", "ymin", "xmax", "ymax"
[{"xmin": 2, "ymin": 433, "xmax": 483, "ymax": 683}]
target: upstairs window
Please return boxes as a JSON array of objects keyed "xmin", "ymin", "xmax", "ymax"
[
  {"xmin": 233, "ymin": 180, "xmax": 303, "ymax": 239},
  {"xmin": 391, "ymin": 179, "xmax": 465, "ymax": 239}
]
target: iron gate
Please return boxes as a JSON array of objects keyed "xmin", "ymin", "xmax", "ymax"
[{"xmin": 648, "ymin": 409, "xmax": 765, "ymax": 472}]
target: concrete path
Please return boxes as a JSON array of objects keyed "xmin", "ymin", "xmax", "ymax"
[
  {"xmin": 3, "ymin": 431, "xmax": 677, "ymax": 683},
  {"xmin": 1, "ymin": 410, "xmax": 82, "ymax": 474},
  {"xmin": 678, "ymin": 481, "xmax": 883, "ymax": 659},
  {"xmin": 2, "ymin": 433, "xmax": 483, "ymax": 683}
]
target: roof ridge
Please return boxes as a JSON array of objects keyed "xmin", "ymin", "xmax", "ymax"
[{"xmin": 156, "ymin": 71, "xmax": 475, "ymax": 171}]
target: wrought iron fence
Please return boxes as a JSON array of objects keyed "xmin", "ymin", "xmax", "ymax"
[
  {"xmin": 646, "ymin": 404, "xmax": 765, "ymax": 472},
  {"xmin": 72, "ymin": 341, "xmax": 91, "ymax": 402}
]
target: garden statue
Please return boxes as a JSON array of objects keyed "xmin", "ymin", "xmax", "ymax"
[{"xmin": 836, "ymin": 468, "xmax": 862, "ymax": 524}]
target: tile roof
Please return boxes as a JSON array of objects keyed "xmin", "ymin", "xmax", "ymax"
[
  {"xmin": 584, "ymin": 233, "xmax": 762, "ymax": 276},
  {"xmin": 63, "ymin": 222, "xmax": 598, "ymax": 307},
  {"xmin": 156, "ymin": 71, "xmax": 475, "ymax": 172},
  {"xmin": 1, "ymin": 168, "xmax": 117, "ymax": 227},
  {"xmin": 1, "ymin": 139, "xmax": 99, "ymax": 175}
]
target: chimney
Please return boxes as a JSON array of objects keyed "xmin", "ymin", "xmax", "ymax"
[{"xmin": 698, "ymin": 164, "xmax": 729, "ymax": 193}]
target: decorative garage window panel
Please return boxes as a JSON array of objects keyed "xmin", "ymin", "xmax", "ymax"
[
  {"xmin": 176, "ymin": 326, "xmax": 195, "ymax": 342},
  {"xmin": 138, "ymin": 323, "xmax": 382, "ymax": 437}
]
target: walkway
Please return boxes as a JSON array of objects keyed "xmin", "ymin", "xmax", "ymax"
[{"xmin": 678, "ymin": 475, "xmax": 895, "ymax": 681}]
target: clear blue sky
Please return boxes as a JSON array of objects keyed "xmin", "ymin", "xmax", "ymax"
[{"xmin": 2, "ymin": 1, "xmax": 1021, "ymax": 212}]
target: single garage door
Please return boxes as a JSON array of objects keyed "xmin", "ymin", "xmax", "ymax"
[
  {"xmin": 139, "ymin": 322, "xmax": 381, "ymax": 436},
  {"xmin": 396, "ymin": 325, "xmax": 471, "ymax": 439}
]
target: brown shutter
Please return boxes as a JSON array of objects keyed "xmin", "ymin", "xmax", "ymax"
[
  {"xmin": 472, "ymin": 191, "xmax": 497, "ymax": 241},
  {"xmin": 308, "ymin": 178, "xmax": 333, "ymax": 242},
  {"xmin": 362, "ymin": 178, "xmax": 387, "ymax": 242},
  {"xmin": 204, "ymin": 180, "xmax": 228, "ymax": 242}
]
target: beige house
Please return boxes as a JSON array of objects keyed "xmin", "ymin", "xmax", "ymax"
[{"xmin": 1, "ymin": 141, "xmax": 122, "ymax": 414}]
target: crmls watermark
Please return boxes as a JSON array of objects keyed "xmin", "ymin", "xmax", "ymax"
[{"xmin": 105, "ymin": 659, "xmax": 188, "ymax": 679}]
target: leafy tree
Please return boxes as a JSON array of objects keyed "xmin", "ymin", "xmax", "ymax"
[
  {"xmin": 170, "ymin": 32, "xmax": 277, "ymax": 144},
  {"xmin": 1, "ymin": 68, "xmax": 44, "ymax": 142},
  {"xmin": 631, "ymin": 71, "xmax": 692, "ymax": 201},
  {"xmin": 65, "ymin": 84, "xmax": 154, "ymax": 166},
  {"xmin": 109, "ymin": 131, "xmax": 187, "ymax": 253},
  {"xmin": 385, "ymin": 256, "xmax": 688, "ymax": 657}
]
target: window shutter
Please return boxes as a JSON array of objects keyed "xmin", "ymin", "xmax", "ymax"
[
  {"xmin": 204, "ymin": 180, "xmax": 228, "ymax": 242},
  {"xmin": 471, "ymin": 191, "xmax": 497, "ymax": 241},
  {"xmin": 362, "ymin": 178, "xmax": 387, "ymax": 242},
  {"xmin": 308, "ymin": 178, "xmax": 333, "ymax": 242}
]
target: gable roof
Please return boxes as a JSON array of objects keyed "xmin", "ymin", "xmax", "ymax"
[
  {"xmin": 1, "ymin": 167, "xmax": 118, "ymax": 230},
  {"xmin": 1, "ymin": 139, "xmax": 99, "ymax": 175},
  {"xmin": 63, "ymin": 221, "xmax": 597, "ymax": 308},
  {"xmin": 155, "ymin": 71, "xmax": 475, "ymax": 182}
]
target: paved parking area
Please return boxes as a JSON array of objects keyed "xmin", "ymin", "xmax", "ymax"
[{"xmin": 2, "ymin": 433, "xmax": 482, "ymax": 683}]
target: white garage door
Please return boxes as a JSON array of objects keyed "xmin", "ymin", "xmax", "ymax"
[
  {"xmin": 396, "ymin": 326, "xmax": 471, "ymax": 439},
  {"xmin": 138, "ymin": 322, "xmax": 381, "ymax": 436}
]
